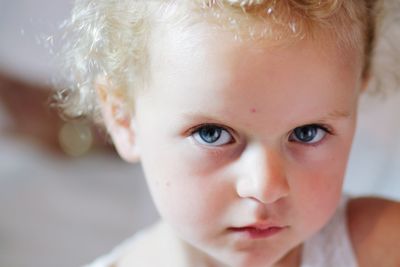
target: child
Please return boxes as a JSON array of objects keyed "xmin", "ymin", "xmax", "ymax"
[{"xmin": 59, "ymin": 0, "xmax": 400, "ymax": 266}]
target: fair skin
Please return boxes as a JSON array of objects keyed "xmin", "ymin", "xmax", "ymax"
[{"xmin": 97, "ymin": 20, "xmax": 400, "ymax": 267}]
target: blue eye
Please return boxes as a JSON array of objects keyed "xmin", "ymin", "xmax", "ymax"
[
  {"xmin": 192, "ymin": 125, "xmax": 233, "ymax": 146},
  {"xmin": 289, "ymin": 124, "xmax": 328, "ymax": 144}
]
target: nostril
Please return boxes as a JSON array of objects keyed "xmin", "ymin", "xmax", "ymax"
[{"xmin": 236, "ymin": 172, "xmax": 290, "ymax": 204}]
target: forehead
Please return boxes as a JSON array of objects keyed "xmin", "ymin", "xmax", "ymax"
[
  {"xmin": 147, "ymin": 20, "xmax": 362, "ymax": 95},
  {"xmin": 141, "ymin": 22, "xmax": 363, "ymax": 133}
]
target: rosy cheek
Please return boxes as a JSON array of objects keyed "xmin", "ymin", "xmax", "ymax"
[
  {"xmin": 287, "ymin": 143, "xmax": 345, "ymax": 215},
  {"xmin": 288, "ymin": 154, "xmax": 345, "ymax": 197},
  {"xmin": 287, "ymin": 142, "xmax": 331, "ymax": 165},
  {"xmin": 290, "ymin": 176, "xmax": 342, "ymax": 237},
  {"xmin": 144, "ymin": 158, "xmax": 221, "ymax": 225}
]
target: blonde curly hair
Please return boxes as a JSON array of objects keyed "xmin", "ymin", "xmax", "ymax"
[{"xmin": 57, "ymin": 0, "xmax": 385, "ymax": 122}]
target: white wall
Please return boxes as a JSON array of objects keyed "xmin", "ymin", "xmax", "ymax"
[
  {"xmin": 0, "ymin": 0, "xmax": 71, "ymax": 84},
  {"xmin": 345, "ymin": 92, "xmax": 400, "ymax": 200}
]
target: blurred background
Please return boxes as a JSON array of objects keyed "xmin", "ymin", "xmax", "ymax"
[{"xmin": 0, "ymin": 1, "xmax": 399, "ymax": 267}]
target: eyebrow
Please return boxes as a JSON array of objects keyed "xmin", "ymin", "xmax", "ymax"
[
  {"xmin": 181, "ymin": 112, "xmax": 227, "ymax": 124},
  {"xmin": 182, "ymin": 109, "xmax": 351, "ymax": 120},
  {"xmin": 319, "ymin": 110, "xmax": 351, "ymax": 121}
]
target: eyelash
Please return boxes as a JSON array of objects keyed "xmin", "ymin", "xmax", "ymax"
[
  {"xmin": 288, "ymin": 124, "xmax": 333, "ymax": 147},
  {"xmin": 188, "ymin": 123, "xmax": 333, "ymax": 147}
]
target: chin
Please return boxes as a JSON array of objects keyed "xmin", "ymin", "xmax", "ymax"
[{"xmin": 216, "ymin": 249, "xmax": 286, "ymax": 267}]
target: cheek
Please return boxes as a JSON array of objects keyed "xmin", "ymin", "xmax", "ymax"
[
  {"xmin": 288, "ymin": 168, "xmax": 343, "ymax": 241},
  {"xmin": 287, "ymin": 137, "xmax": 353, "ymax": 237},
  {"xmin": 138, "ymin": 138, "xmax": 231, "ymax": 235},
  {"xmin": 289, "ymin": 123, "xmax": 355, "ymax": 195}
]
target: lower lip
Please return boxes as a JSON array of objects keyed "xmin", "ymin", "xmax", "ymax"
[{"xmin": 229, "ymin": 226, "xmax": 286, "ymax": 239}]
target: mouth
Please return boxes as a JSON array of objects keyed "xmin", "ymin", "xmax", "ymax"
[{"xmin": 228, "ymin": 224, "xmax": 288, "ymax": 239}]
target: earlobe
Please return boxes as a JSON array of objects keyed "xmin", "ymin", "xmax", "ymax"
[{"xmin": 95, "ymin": 78, "xmax": 140, "ymax": 163}]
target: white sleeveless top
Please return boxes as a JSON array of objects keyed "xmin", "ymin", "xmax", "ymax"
[
  {"xmin": 300, "ymin": 194, "xmax": 358, "ymax": 267},
  {"xmin": 84, "ymin": 195, "xmax": 358, "ymax": 267}
]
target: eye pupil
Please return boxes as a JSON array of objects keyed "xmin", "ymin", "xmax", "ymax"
[
  {"xmin": 199, "ymin": 126, "xmax": 221, "ymax": 143},
  {"xmin": 294, "ymin": 126, "xmax": 317, "ymax": 142}
]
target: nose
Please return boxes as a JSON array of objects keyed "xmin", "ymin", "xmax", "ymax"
[{"xmin": 235, "ymin": 142, "xmax": 289, "ymax": 204}]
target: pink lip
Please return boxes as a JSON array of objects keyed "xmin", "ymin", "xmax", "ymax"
[{"xmin": 228, "ymin": 224, "xmax": 287, "ymax": 239}]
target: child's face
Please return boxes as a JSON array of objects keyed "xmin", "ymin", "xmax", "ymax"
[{"xmin": 125, "ymin": 23, "xmax": 363, "ymax": 266}]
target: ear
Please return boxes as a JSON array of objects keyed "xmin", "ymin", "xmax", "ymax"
[{"xmin": 95, "ymin": 77, "xmax": 140, "ymax": 163}]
